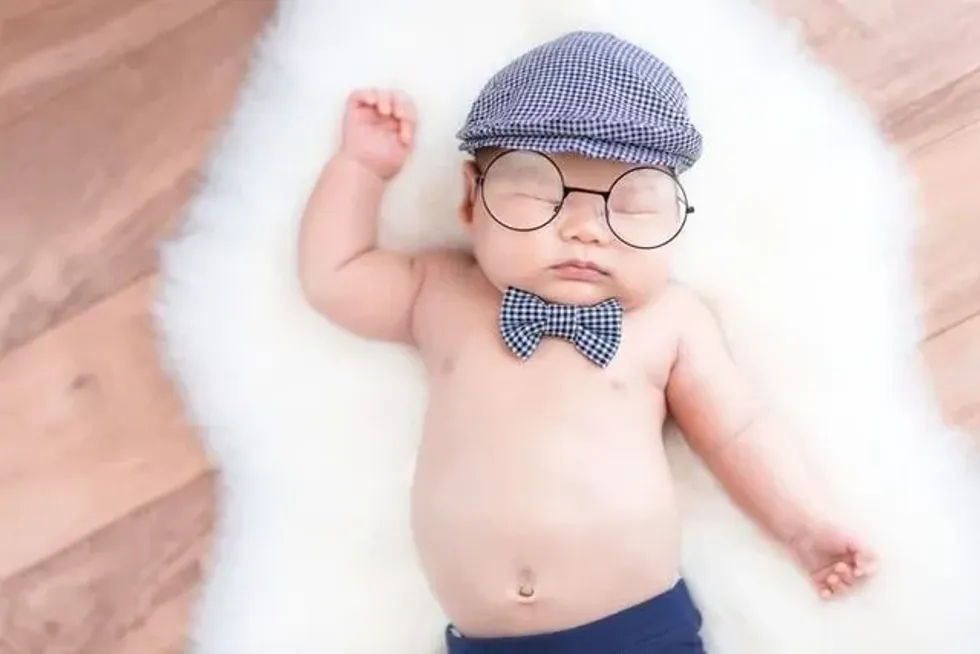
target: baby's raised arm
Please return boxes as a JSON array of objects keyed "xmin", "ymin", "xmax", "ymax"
[{"xmin": 298, "ymin": 89, "xmax": 430, "ymax": 345}]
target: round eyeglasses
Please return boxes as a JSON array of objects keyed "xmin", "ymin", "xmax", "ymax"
[{"xmin": 475, "ymin": 149, "xmax": 694, "ymax": 250}]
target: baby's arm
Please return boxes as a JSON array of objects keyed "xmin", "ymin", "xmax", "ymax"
[
  {"xmin": 665, "ymin": 288, "xmax": 875, "ymax": 598},
  {"xmin": 298, "ymin": 89, "xmax": 431, "ymax": 344}
]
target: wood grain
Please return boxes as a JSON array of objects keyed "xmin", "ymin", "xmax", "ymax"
[
  {"xmin": 772, "ymin": 0, "xmax": 980, "ymax": 150},
  {"xmin": 771, "ymin": 0, "xmax": 980, "ymax": 339},
  {"xmin": 0, "ymin": 277, "xmax": 210, "ymax": 580},
  {"xmin": 827, "ymin": 2, "xmax": 980, "ymax": 124},
  {"xmin": 768, "ymin": 0, "xmax": 867, "ymax": 47},
  {"xmin": 0, "ymin": 0, "xmax": 273, "ymax": 359},
  {"xmin": 923, "ymin": 313, "xmax": 980, "ymax": 434},
  {"xmin": 0, "ymin": 0, "xmax": 226, "ymax": 127},
  {"xmin": 0, "ymin": 474, "xmax": 213, "ymax": 654},
  {"xmin": 912, "ymin": 120, "xmax": 980, "ymax": 337},
  {"xmin": 884, "ymin": 59, "xmax": 980, "ymax": 153}
]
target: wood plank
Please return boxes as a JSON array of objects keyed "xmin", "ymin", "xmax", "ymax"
[
  {"xmin": 885, "ymin": 65, "xmax": 980, "ymax": 152},
  {"xmin": 829, "ymin": 3, "xmax": 980, "ymax": 142},
  {"xmin": 912, "ymin": 120, "xmax": 980, "ymax": 337},
  {"xmin": 0, "ymin": 0, "xmax": 226, "ymax": 127},
  {"xmin": 770, "ymin": 0, "xmax": 980, "ymax": 149},
  {"xmin": 833, "ymin": 0, "xmax": 948, "ymax": 35},
  {"xmin": 767, "ymin": 0, "xmax": 868, "ymax": 48},
  {"xmin": 0, "ymin": 591, "xmax": 10, "ymax": 653},
  {"xmin": 113, "ymin": 587, "xmax": 198, "ymax": 654},
  {"xmin": 771, "ymin": 0, "xmax": 980, "ymax": 338},
  {"xmin": 0, "ymin": 0, "xmax": 68, "ymax": 24},
  {"xmin": 0, "ymin": 474, "xmax": 213, "ymax": 654},
  {"xmin": 922, "ymin": 313, "xmax": 980, "ymax": 434},
  {"xmin": 0, "ymin": 277, "xmax": 210, "ymax": 580},
  {"xmin": 0, "ymin": 0, "xmax": 274, "ymax": 359},
  {"xmin": 771, "ymin": 0, "xmax": 980, "ymax": 335}
]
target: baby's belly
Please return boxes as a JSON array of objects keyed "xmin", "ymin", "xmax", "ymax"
[{"xmin": 411, "ymin": 358, "xmax": 680, "ymax": 636}]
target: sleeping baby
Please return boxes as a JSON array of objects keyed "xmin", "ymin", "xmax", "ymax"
[{"xmin": 298, "ymin": 31, "xmax": 875, "ymax": 654}]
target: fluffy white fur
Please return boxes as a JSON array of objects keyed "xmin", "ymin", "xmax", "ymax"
[{"xmin": 154, "ymin": 1, "xmax": 980, "ymax": 652}]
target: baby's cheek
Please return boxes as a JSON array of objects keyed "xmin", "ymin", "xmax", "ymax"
[
  {"xmin": 469, "ymin": 235, "xmax": 517, "ymax": 289},
  {"xmin": 473, "ymin": 229, "xmax": 541, "ymax": 284},
  {"xmin": 618, "ymin": 254, "xmax": 671, "ymax": 297}
]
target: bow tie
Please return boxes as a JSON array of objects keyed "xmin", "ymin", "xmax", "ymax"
[{"xmin": 498, "ymin": 287, "xmax": 624, "ymax": 368}]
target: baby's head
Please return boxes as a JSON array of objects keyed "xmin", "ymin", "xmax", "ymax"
[{"xmin": 455, "ymin": 31, "xmax": 702, "ymax": 309}]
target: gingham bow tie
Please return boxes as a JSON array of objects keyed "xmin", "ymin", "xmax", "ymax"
[{"xmin": 499, "ymin": 287, "xmax": 624, "ymax": 367}]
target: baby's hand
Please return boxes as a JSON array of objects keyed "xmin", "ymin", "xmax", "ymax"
[
  {"xmin": 789, "ymin": 524, "xmax": 876, "ymax": 599},
  {"xmin": 340, "ymin": 88, "xmax": 416, "ymax": 181}
]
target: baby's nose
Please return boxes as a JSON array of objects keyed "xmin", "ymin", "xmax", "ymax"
[{"xmin": 557, "ymin": 194, "xmax": 610, "ymax": 244}]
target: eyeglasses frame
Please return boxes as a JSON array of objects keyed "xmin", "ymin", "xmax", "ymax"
[{"xmin": 474, "ymin": 148, "xmax": 695, "ymax": 250}]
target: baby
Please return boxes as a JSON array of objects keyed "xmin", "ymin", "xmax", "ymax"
[{"xmin": 299, "ymin": 31, "xmax": 875, "ymax": 654}]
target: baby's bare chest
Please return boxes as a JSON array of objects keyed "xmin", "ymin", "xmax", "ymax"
[
  {"xmin": 422, "ymin": 306, "xmax": 675, "ymax": 423},
  {"xmin": 427, "ymin": 350, "xmax": 667, "ymax": 454},
  {"xmin": 416, "ymin": 325, "xmax": 676, "ymax": 515},
  {"xmin": 414, "ymin": 276, "xmax": 682, "ymax": 422}
]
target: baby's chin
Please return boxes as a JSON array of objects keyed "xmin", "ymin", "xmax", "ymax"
[{"xmin": 526, "ymin": 278, "xmax": 626, "ymax": 307}]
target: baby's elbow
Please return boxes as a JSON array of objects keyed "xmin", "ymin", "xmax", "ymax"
[
  {"xmin": 297, "ymin": 259, "xmax": 341, "ymax": 319},
  {"xmin": 299, "ymin": 277, "xmax": 373, "ymax": 340}
]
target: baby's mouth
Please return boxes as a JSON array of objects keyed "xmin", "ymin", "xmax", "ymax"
[
  {"xmin": 553, "ymin": 259, "xmax": 607, "ymax": 272},
  {"xmin": 551, "ymin": 260, "xmax": 609, "ymax": 281}
]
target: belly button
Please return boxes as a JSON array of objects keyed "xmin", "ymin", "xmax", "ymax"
[{"xmin": 516, "ymin": 568, "xmax": 536, "ymax": 601}]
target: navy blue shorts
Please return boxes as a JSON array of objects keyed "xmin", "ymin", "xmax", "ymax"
[{"xmin": 445, "ymin": 579, "xmax": 705, "ymax": 654}]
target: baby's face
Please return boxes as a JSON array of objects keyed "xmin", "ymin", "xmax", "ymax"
[{"xmin": 458, "ymin": 149, "xmax": 684, "ymax": 309}]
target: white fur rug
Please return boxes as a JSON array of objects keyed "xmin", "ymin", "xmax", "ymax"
[{"xmin": 154, "ymin": 1, "xmax": 980, "ymax": 652}]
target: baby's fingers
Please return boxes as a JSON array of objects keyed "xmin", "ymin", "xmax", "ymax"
[
  {"xmin": 390, "ymin": 90, "xmax": 416, "ymax": 119},
  {"xmin": 813, "ymin": 567, "xmax": 846, "ymax": 599},
  {"xmin": 832, "ymin": 561, "xmax": 854, "ymax": 586},
  {"xmin": 349, "ymin": 88, "xmax": 398, "ymax": 117},
  {"xmin": 353, "ymin": 88, "xmax": 396, "ymax": 118},
  {"xmin": 825, "ymin": 571, "xmax": 847, "ymax": 596},
  {"xmin": 853, "ymin": 549, "xmax": 877, "ymax": 578},
  {"xmin": 391, "ymin": 90, "xmax": 416, "ymax": 144},
  {"xmin": 376, "ymin": 91, "xmax": 394, "ymax": 117},
  {"xmin": 349, "ymin": 88, "xmax": 379, "ymax": 108}
]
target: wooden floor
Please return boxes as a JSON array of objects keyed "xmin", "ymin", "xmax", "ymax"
[{"xmin": 0, "ymin": 0, "xmax": 978, "ymax": 651}]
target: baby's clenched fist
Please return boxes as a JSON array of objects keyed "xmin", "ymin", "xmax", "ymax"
[
  {"xmin": 790, "ymin": 525, "xmax": 876, "ymax": 600},
  {"xmin": 340, "ymin": 88, "xmax": 417, "ymax": 181}
]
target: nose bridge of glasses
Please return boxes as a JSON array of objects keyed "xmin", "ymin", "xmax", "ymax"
[
  {"xmin": 559, "ymin": 186, "xmax": 609, "ymax": 220},
  {"xmin": 555, "ymin": 188, "xmax": 612, "ymax": 243}
]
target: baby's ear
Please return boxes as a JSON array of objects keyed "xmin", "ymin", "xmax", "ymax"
[{"xmin": 457, "ymin": 160, "xmax": 480, "ymax": 226}]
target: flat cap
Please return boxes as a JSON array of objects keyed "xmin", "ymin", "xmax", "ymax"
[{"xmin": 457, "ymin": 31, "xmax": 703, "ymax": 173}]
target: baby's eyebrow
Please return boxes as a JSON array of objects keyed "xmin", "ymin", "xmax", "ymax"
[
  {"xmin": 615, "ymin": 172, "xmax": 675, "ymax": 193},
  {"xmin": 613, "ymin": 179, "xmax": 657, "ymax": 195},
  {"xmin": 494, "ymin": 164, "xmax": 556, "ymax": 180}
]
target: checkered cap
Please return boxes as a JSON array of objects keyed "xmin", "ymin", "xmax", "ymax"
[
  {"xmin": 499, "ymin": 287, "xmax": 623, "ymax": 367},
  {"xmin": 457, "ymin": 31, "xmax": 703, "ymax": 173}
]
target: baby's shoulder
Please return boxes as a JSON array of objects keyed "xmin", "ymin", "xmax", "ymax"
[
  {"xmin": 416, "ymin": 247, "xmax": 477, "ymax": 283},
  {"xmin": 633, "ymin": 283, "xmax": 711, "ymax": 326},
  {"xmin": 660, "ymin": 283, "xmax": 714, "ymax": 318},
  {"xmin": 629, "ymin": 283, "xmax": 723, "ymax": 355},
  {"xmin": 412, "ymin": 247, "xmax": 480, "ymax": 317},
  {"xmin": 410, "ymin": 248, "xmax": 486, "ymax": 358},
  {"xmin": 656, "ymin": 283, "xmax": 729, "ymax": 355}
]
